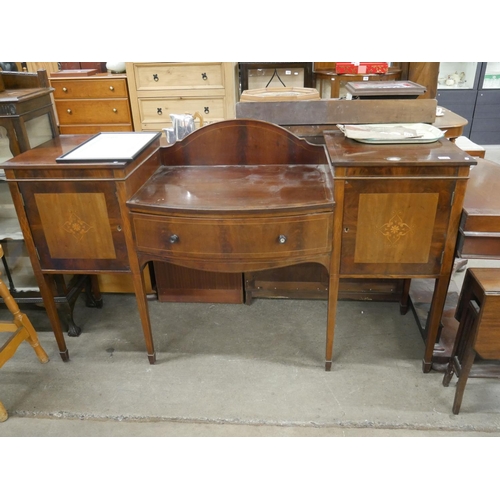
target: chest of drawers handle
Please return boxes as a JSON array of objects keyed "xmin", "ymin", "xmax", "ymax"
[
  {"xmin": 201, "ymin": 72, "xmax": 207, "ymax": 80},
  {"xmin": 109, "ymin": 86, "xmax": 114, "ymax": 91},
  {"xmin": 112, "ymin": 108, "xmax": 117, "ymax": 113},
  {"xmin": 62, "ymin": 87, "xmax": 68, "ymax": 92},
  {"xmin": 169, "ymin": 234, "xmax": 180, "ymax": 244},
  {"xmin": 157, "ymin": 108, "xmax": 162, "ymax": 115},
  {"xmin": 204, "ymin": 106, "xmax": 210, "ymax": 114},
  {"xmin": 278, "ymin": 235, "xmax": 287, "ymax": 244},
  {"xmin": 153, "ymin": 74, "xmax": 159, "ymax": 82},
  {"xmin": 67, "ymin": 109, "xmax": 72, "ymax": 114}
]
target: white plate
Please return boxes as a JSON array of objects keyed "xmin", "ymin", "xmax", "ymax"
[{"xmin": 338, "ymin": 123, "xmax": 445, "ymax": 144}]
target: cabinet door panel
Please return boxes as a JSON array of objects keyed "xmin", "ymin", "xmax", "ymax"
[
  {"xmin": 20, "ymin": 181, "xmax": 129, "ymax": 271},
  {"xmin": 340, "ymin": 179, "xmax": 454, "ymax": 276},
  {"xmin": 469, "ymin": 91, "xmax": 500, "ymax": 143}
]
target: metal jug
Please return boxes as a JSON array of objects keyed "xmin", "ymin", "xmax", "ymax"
[{"xmin": 165, "ymin": 112, "xmax": 204, "ymax": 144}]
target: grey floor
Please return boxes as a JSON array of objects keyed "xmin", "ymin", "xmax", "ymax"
[{"xmin": 1, "ymin": 145, "xmax": 500, "ymax": 439}]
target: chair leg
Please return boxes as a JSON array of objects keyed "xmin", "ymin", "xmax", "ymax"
[
  {"xmin": 442, "ymin": 359, "xmax": 455, "ymax": 387},
  {"xmin": 20, "ymin": 313, "xmax": 49, "ymax": 364},
  {"xmin": 452, "ymin": 347, "xmax": 476, "ymax": 415},
  {"xmin": 0, "ymin": 400, "xmax": 7, "ymax": 422},
  {"xmin": 0, "ymin": 278, "xmax": 49, "ymax": 364}
]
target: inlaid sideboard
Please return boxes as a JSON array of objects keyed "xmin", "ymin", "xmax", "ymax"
[{"xmin": 2, "ymin": 119, "xmax": 476, "ymax": 372}]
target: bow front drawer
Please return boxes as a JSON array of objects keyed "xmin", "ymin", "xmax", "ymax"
[{"xmin": 131, "ymin": 213, "xmax": 333, "ymax": 260}]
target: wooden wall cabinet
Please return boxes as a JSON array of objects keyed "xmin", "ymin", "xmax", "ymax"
[
  {"xmin": 50, "ymin": 74, "xmax": 133, "ymax": 134},
  {"xmin": 126, "ymin": 62, "xmax": 238, "ymax": 131}
]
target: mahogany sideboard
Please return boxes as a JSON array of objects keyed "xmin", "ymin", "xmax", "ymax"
[{"xmin": 1, "ymin": 120, "xmax": 477, "ymax": 372}]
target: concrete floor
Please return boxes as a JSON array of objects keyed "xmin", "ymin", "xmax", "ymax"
[
  {"xmin": 2, "ymin": 268, "xmax": 500, "ymax": 438},
  {"xmin": 1, "ymin": 145, "xmax": 500, "ymax": 440}
]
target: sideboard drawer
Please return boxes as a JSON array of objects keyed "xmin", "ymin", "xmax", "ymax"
[
  {"xmin": 134, "ymin": 63, "xmax": 225, "ymax": 91},
  {"xmin": 132, "ymin": 213, "xmax": 333, "ymax": 261},
  {"xmin": 138, "ymin": 97, "xmax": 225, "ymax": 128},
  {"xmin": 56, "ymin": 99, "xmax": 132, "ymax": 125},
  {"xmin": 52, "ymin": 78, "xmax": 129, "ymax": 99}
]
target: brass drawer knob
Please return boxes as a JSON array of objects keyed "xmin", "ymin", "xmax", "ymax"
[
  {"xmin": 278, "ymin": 235, "xmax": 287, "ymax": 244},
  {"xmin": 62, "ymin": 87, "xmax": 68, "ymax": 92},
  {"xmin": 112, "ymin": 108, "xmax": 117, "ymax": 113},
  {"xmin": 66, "ymin": 109, "xmax": 72, "ymax": 114},
  {"xmin": 169, "ymin": 234, "xmax": 179, "ymax": 244},
  {"xmin": 109, "ymin": 86, "xmax": 114, "ymax": 91}
]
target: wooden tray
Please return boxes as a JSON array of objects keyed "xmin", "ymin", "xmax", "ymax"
[
  {"xmin": 50, "ymin": 69, "xmax": 98, "ymax": 78},
  {"xmin": 345, "ymin": 80, "xmax": 426, "ymax": 99}
]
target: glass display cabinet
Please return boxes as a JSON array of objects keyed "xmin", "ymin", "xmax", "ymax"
[
  {"xmin": 437, "ymin": 62, "xmax": 500, "ymax": 143},
  {"xmin": 239, "ymin": 63, "xmax": 314, "ymax": 93}
]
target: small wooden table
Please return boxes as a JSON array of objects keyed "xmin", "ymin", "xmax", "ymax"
[
  {"xmin": 456, "ymin": 159, "xmax": 500, "ymax": 259},
  {"xmin": 409, "ymin": 159, "xmax": 500, "ymax": 366},
  {"xmin": 443, "ymin": 268, "xmax": 500, "ymax": 414},
  {"xmin": 433, "ymin": 107, "xmax": 468, "ymax": 140}
]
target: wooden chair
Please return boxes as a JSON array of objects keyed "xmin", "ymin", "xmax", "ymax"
[
  {"xmin": 0, "ymin": 244, "xmax": 49, "ymax": 422},
  {"xmin": 443, "ymin": 268, "xmax": 500, "ymax": 414}
]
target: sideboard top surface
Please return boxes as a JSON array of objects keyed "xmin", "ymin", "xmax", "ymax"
[
  {"xmin": 2, "ymin": 134, "xmax": 161, "ymax": 179},
  {"xmin": 127, "ymin": 164, "xmax": 334, "ymax": 216},
  {"xmin": 324, "ymin": 131, "xmax": 477, "ymax": 168}
]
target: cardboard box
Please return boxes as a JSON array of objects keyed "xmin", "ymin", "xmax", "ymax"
[{"xmin": 336, "ymin": 62, "xmax": 389, "ymax": 74}]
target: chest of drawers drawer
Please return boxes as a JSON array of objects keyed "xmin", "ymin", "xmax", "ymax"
[
  {"xmin": 51, "ymin": 78, "xmax": 129, "ymax": 99},
  {"xmin": 55, "ymin": 99, "xmax": 131, "ymax": 125},
  {"xmin": 138, "ymin": 97, "xmax": 225, "ymax": 129},
  {"xmin": 131, "ymin": 213, "xmax": 333, "ymax": 261},
  {"xmin": 134, "ymin": 63, "xmax": 225, "ymax": 91}
]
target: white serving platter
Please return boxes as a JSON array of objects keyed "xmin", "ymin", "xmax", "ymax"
[{"xmin": 337, "ymin": 123, "xmax": 445, "ymax": 144}]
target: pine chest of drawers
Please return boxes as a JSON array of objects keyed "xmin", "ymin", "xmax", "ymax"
[
  {"xmin": 125, "ymin": 62, "xmax": 238, "ymax": 131},
  {"xmin": 50, "ymin": 73, "xmax": 133, "ymax": 134}
]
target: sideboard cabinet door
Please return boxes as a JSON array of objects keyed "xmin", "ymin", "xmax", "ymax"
[
  {"xmin": 19, "ymin": 181, "xmax": 130, "ymax": 271},
  {"xmin": 340, "ymin": 178, "xmax": 456, "ymax": 277}
]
